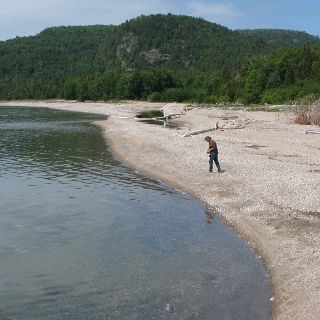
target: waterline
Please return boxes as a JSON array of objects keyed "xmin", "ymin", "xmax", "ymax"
[{"xmin": 0, "ymin": 106, "xmax": 272, "ymax": 319}]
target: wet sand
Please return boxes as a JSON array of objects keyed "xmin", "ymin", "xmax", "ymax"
[{"xmin": 1, "ymin": 100, "xmax": 320, "ymax": 320}]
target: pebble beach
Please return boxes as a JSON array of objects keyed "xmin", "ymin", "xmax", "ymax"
[{"xmin": 1, "ymin": 100, "xmax": 319, "ymax": 320}]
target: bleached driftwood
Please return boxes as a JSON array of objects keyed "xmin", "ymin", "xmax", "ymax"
[
  {"xmin": 182, "ymin": 127, "xmax": 216, "ymax": 138},
  {"xmin": 182, "ymin": 122, "xmax": 221, "ymax": 137},
  {"xmin": 161, "ymin": 110, "xmax": 186, "ymax": 121},
  {"xmin": 165, "ymin": 113, "xmax": 186, "ymax": 117},
  {"xmin": 152, "ymin": 113, "xmax": 185, "ymax": 120},
  {"xmin": 305, "ymin": 129, "xmax": 320, "ymax": 134},
  {"xmin": 160, "ymin": 111, "xmax": 186, "ymax": 127},
  {"xmin": 182, "ymin": 121, "xmax": 247, "ymax": 137},
  {"xmin": 220, "ymin": 125, "xmax": 245, "ymax": 130},
  {"xmin": 110, "ymin": 115, "xmax": 132, "ymax": 119}
]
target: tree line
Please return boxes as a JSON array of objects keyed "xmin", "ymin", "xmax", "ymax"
[{"xmin": 1, "ymin": 44, "xmax": 320, "ymax": 104}]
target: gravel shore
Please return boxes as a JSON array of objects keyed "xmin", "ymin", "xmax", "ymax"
[{"xmin": 1, "ymin": 100, "xmax": 319, "ymax": 320}]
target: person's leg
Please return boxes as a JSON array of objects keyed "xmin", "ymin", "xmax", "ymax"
[
  {"xmin": 213, "ymin": 153, "xmax": 222, "ymax": 172},
  {"xmin": 209, "ymin": 154, "xmax": 213, "ymax": 172}
]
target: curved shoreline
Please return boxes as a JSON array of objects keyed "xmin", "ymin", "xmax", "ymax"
[{"xmin": 1, "ymin": 100, "xmax": 319, "ymax": 320}]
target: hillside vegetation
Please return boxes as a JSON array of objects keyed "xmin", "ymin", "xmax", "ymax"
[
  {"xmin": 0, "ymin": 14, "xmax": 319, "ymax": 104},
  {"xmin": 238, "ymin": 29, "xmax": 319, "ymax": 48}
]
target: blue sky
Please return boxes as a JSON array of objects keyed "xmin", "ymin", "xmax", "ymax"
[{"xmin": 0, "ymin": 0, "xmax": 319, "ymax": 40}]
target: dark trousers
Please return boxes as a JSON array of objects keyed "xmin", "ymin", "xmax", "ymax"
[{"xmin": 209, "ymin": 152, "xmax": 221, "ymax": 172}]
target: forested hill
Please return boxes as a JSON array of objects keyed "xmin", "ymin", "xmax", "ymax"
[
  {"xmin": 1, "ymin": 14, "xmax": 262, "ymax": 79},
  {"xmin": 0, "ymin": 14, "xmax": 319, "ymax": 102},
  {"xmin": 1, "ymin": 14, "xmax": 317, "ymax": 79},
  {"xmin": 238, "ymin": 29, "xmax": 319, "ymax": 48},
  {"xmin": 113, "ymin": 14, "xmax": 267, "ymax": 72}
]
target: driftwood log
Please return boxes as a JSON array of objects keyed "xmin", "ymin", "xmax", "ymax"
[
  {"xmin": 164, "ymin": 113, "xmax": 186, "ymax": 117},
  {"xmin": 110, "ymin": 115, "xmax": 132, "ymax": 119},
  {"xmin": 305, "ymin": 129, "xmax": 320, "ymax": 134},
  {"xmin": 182, "ymin": 123, "xmax": 220, "ymax": 137},
  {"xmin": 182, "ymin": 128, "xmax": 216, "ymax": 138},
  {"xmin": 181, "ymin": 121, "xmax": 248, "ymax": 137}
]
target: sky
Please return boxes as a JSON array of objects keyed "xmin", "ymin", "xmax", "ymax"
[{"xmin": 0, "ymin": 0, "xmax": 319, "ymax": 40}]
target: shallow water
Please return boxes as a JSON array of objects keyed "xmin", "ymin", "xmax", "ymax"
[
  {"xmin": 138, "ymin": 118, "xmax": 181, "ymax": 129},
  {"xmin": 0, "ymin": 107, "xmax": 272, "ymax": 320}
]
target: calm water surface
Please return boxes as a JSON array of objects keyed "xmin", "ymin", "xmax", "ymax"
[{"xmin": 0, "ymin": 107, "xmax": 272, "ymax": 320}]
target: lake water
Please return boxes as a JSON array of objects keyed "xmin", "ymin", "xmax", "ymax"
[{"xmin": 0, "ymin": 107, "xmax": 272, "ymax": 320}]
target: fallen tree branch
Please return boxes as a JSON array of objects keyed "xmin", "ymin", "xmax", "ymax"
[
  {"xmin": 110, "ymin": 115, "xmax": 133, "ymax": 119},
  {"xmin": 181, "ymin": 122, "xmax": 247, "ymax": 137},
  {"xmin": 305, "ymin": 129, "xmax": 320, "ymax": 134},
  {"xmin": 220, "ymin": 125, "xmax": 245, "ymax": 130},
  {"xmin": 163, "ymin": 113, "xmax": 186, "ymax": 117},
  {"xmin": 181, "ymin": 127, "xmax": 216, "ymax": 137},
  {"xmin": 182, "ymin": 122, "xmax": 223, "ymax": 137}
]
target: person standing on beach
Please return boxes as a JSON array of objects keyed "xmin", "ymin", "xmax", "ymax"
[{"xmin": 204, "ymin": 136, "xmax": 222, "ymax": 173}]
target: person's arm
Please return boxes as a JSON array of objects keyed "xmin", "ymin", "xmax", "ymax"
[{"xmin": 208, "ymin": 141, "xmax": 217, "ymax": 152}]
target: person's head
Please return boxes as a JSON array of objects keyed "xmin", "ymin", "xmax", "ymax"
[{"xmin": 204, "ymin": 136, "xmax": 211, "ymax": 142}]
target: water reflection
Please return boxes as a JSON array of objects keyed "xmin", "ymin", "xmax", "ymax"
[
  {"xmin": 204, "ymin": 208, "xmax": 216, "ymax": 224},
  {"xmin": 0, "ymin": 107, "xmax": 272, "ymax": 320},
  {"xmin": 0, "ymin": 107, "xmax": 173, "ymax": 193}
]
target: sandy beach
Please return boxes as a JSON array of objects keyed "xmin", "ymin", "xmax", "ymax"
[{"xmin": 1, "ymin": 100, "xmax": 319, "ymax": 320}]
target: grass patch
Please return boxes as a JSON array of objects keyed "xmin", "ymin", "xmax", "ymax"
[{"xmin": 293, "ymin": 100, "xmax": 320, "ymax": 126}]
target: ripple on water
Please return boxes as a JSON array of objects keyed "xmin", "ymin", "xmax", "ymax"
[{"xmin": 0, "ymin": 107, "xmax": 272, "ymax": 320}]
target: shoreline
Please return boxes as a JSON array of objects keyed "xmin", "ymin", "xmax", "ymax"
[{"xmin": 1, "ymin": 100, "xmax": 320, "ymax": 320}]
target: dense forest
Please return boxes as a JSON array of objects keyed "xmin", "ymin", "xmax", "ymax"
[
  {"xmin": 0, "ymin": 14, "xmax": 319, "ymax": 104},
  {"xmin": 237, "ymin": 29, "xmax": 320, "ymax": 48}
]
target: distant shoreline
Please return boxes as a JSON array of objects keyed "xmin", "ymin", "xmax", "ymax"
[{"xmin": 1, "ymin": 100, "xmax": 320, "ymax": 320}]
